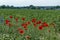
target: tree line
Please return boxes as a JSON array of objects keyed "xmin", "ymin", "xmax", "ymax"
[{"xmin": 0, "ymin": 5, "xmax": 60, "ymax": 10}]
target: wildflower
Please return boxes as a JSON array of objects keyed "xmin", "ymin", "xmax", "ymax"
[
  {"xmin": 5, "ymin": 20, "xmax": 10, "ymax": 24},
  {"xmin": 42, "ymin": 22, "xmax": 48, "ymax": 27},
  {"xmin": 21, "ymin": 23, "xmax": 27, "ymax": 28},
  {"xmin": 22, "ymin": 17, "xmax": 25, "ymax": 21},
  {"xmin": 25, "ymin": 35, "xmax": 30, "ymax": 39},
  {"xmin": 21, "ymin": 23, "xmax": 28, "ymax": 30},
  {"xmin": 32, "ymin": 18, "xmax": 36, "ymax": 23},
  {"xmin": 36, "ymin": 20, "xmax": 41, "ymax": 24},
  {"xmin": 38, "ymin": 25, "xmax": 43, "ymax": 30},
  {"xmin": 18, "ymin": 28, "xmax": 24, "ymax": 35},
  {"xmin": 10, "ymin": 16, "xmax": 13, "ymax": 18},
  {"xmin": 19, "ymin": 30, "xmax": 24, "ymax": 35},
  {"xmin": 15, "ymin": 18, "xmax": 18, "ymax": 22},
  {"xmin": 33, "ymin": 23, "xmax": 37, "ymax": 27},
  {"xmin": 26, "ymin": 21, "xmax": 30, "ymax": 25}
]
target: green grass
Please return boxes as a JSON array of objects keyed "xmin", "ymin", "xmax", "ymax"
[{"xmin": 0, "ymin": 9, "xmax": 60, "ymax": 40}]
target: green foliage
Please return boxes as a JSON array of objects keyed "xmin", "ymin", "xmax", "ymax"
[{"xmin": 0, "ymin": 9, "xmax": 60, "ymax": 40}]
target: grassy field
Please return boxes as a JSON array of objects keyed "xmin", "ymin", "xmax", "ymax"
[{"xmin": 0, "ymin": 9, "xmax": 60, "ymax": 40}]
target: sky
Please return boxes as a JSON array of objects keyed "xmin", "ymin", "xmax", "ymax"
[{"xmin": 0, "ymin": 0, "xmax": 60, "ymax": 7}]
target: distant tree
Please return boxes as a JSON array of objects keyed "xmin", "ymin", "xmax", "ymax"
[
  {"xmin": 1, "ymin": 5, "xmax": 6, "ymax": 9},
  {"xmin": 29, "ymin": 5, "xmax": 34, "ymax": 7},
  {"xmin": 29, "ymin": 5, "xmax": 36, "ymax": 9},
  {"xmin": 11, "ymin": 5, "xmax": 14, "ymax": 7},
  {"xmin": 6, "ymin": 5, "xmax": 10, "ymax": 8},
  {"xmin": 10, "ymin": 5, "xmax": 14, "ymax": 8},
  {"xmin": 56, "ymin": 5, "xmax": 60, "ymax": 8}
]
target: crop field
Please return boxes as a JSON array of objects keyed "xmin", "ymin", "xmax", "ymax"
[{"xmin": 0, "ymin": 9, "xmax": 60, "ymax": 40}]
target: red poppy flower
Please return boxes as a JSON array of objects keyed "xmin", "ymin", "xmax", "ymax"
[
  {"xmin": 33, "ymin": 23, "xmax": 37, "ymax": 27},
  {"xmin": 42, "ymin": 22, "xmax": 48, "ymax": 27},
  {"xmin": 15, "ymin": 18, "xmax": 18, "ymax": 22},
  {"xmin": 36, "ymin": 21, "xmax": 41, "ymax": 24},
  {"xmin": 26, "ymin": 21, "xmax": 30, "ymax": 25},
  {"xmin": 38, "ymin": 25, "xmax": 43, "ymax": 30},
  {"xmin": 5, "ymin": 20, "xmax": 10, "ymax": 24},
  {"xmin": 19, "ymin": 30, "xmax": 24, "ymax": 35},
  {"xmin": 21, "ymin": 23, "xmax": 27, "ymax": 28},
  {"xmin": 10, "ymin": 16, "xmax": 13, "ymax": 18},
  {"xmin": 25, "ymin": 35, "xmax": 30, "ymax": 39},
  {"xmin": 22, "ymin": 17, "xmax": 25, "ymax": 21},
  {"xmin": 32, "ymin": 18, "xmax": 36, "ymax": 23},
  {"xmin": 21, "ymin": 23, "xmax": 28, "ymax": 30}
]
